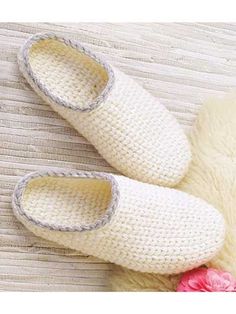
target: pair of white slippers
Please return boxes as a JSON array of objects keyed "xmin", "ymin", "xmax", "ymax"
[{"xmin": 12, "ymin": 33, "xmax": 225, "ymax": 275}]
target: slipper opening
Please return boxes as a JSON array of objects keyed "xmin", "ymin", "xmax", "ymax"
[
  {"xmin": 26, "ymin": 37, "xmax": 112, "ymax": 111},
  {"xmin": 16, "ymin": 173, "xmax": 118, "ymax": 232}
]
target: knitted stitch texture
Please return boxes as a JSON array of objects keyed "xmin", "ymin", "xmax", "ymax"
[
  {"xmin": 18, "ymin": 33, "xmax": 191, "ymax": 187},
  {"xmin": 12, "ymin": 170, "xmax": 225, "ymax": 274}
]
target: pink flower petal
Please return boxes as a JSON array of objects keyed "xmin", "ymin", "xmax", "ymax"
[{"xmin": 177, "ymin": 267, "xmax": 236, "ymax": 292}]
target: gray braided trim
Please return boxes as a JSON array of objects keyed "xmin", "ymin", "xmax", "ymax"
[
  {"xmin": 12, "ymin": 170, "xmax": 120, "ymax": 232},
  {"xmin": 18, "ymin": 32, "xmax": 115, "ymax": 112}
]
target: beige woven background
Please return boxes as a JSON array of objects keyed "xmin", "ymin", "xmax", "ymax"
[{"xmin": 1, "ymin": 23, "xmax": 236, "ymax": 291}]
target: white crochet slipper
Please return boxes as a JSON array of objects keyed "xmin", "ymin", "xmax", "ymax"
[
  {"xmin": 18, "ymin": 33, "xmax": 191, "ymax": 187},
  {"xmin": 12, "ymin": 170, "xmax": 225, "ymax": 274}
]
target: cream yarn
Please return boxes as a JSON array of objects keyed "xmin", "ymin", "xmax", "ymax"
[
  {"xmin": 12, "ymin": 170, "xmax": 225, "ymax": 274},
  {"xmin": 110, "ymin": 95, "xmax": 236, "ymax": 290},
  {"xmin": 18, "ymin": 33, "xmax": 191, "ymax": 187}
]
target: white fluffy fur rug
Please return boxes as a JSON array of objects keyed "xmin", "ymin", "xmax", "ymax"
[{"xmin": 110, "ymin": 95, "xmax": 236, "ymax": 291}]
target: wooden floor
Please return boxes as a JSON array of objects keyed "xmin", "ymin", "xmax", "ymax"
[{"xmin": 0, "ymin": 23, "xmax": 236, "ymax": 291}]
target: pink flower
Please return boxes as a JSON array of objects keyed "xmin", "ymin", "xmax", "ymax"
[{"xmin": 177, "ymin": 267, "xmax": 236, "ymax": 292}]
